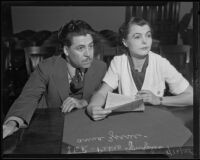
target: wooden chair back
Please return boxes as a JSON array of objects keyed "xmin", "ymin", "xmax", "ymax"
[
  {"xmin": 102, "ymin": 46, "xmax": 120, "ymax": 67},
  {"xmin": 160, "ymin": 45, "xmax": 190, "ymax": 65},
  {"xmin": 24, "ymin": 46, "xmax": 55, "ymax": 76}
]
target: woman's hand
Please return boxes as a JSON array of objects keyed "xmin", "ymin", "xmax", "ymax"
[
  {"xmin": 86, "ymin": 82, "xmax": 114, "ymax": 120},
  {"xmin": 87, "ymin": 105, "xmax": 112, "ymax": 121},
  {"xmin": 61, "ymin": 97, "xmax": 88, "ymax": 113},
  {"xmin": 136, "ymin": 90, "xmax": 160, "ymax": 105}
]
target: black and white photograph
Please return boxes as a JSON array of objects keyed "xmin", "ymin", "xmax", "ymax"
[{"xmin": 1, "ymin": 1, "xmax": 199, "ymax": 159}]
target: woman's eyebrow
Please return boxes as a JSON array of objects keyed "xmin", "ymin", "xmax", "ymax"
[
  {"xmin": 146, "ymin": 31, "xmax": 152, "ymax": 34},
  {"xmin": 89, "ymin": 41, "xmax": 94, "ymax": 45}
]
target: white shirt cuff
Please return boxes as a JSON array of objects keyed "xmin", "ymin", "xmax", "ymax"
[{"xmin": 4, "ymin": 116, "xmax": 27, "ymax": 128}]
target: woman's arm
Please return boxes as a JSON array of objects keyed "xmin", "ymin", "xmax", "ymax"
[
  {"xmin": 161, "ymin": 85, "xmax": 193, "ymax": 107},
  {"xmin": 87, "ymin": 82, "xmax": 113, "ymax": 120},
  {"xmin": 157, "ymin": 55, "xmax": 193, "ymax": 107},
  {"xmin": 137, "ymin": 85, "xmax": 193, "ymax": 107}
]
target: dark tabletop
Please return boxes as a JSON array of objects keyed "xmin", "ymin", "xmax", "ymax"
[
  {"xmin": 2, "ymin": 105, "xmax": 193, "ymax": 158},
  {"xmin": 3, "ymin": 108, "xmax": 64, "ymax": 155}
]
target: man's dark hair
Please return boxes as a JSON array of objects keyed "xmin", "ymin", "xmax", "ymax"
[{"xmin": 58, "ymin": 20, "xmax": 96, "ymax": 47}]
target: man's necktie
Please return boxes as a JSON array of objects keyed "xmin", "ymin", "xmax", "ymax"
[{"xmin": 70, "ymin": 68, "xmax": 84, "ymax": 93}]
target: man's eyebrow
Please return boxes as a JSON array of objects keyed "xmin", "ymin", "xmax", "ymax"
[
  {"xmin": 76, "ymin": 44, "xmax": 85, "ymax": 48},
  {"xmin": 133, "ymin": 33, "xmax": 141, "ymax": 36},
  {"xmin": 133, "ymin": 31, "xmax": 152, "ymax": 36}
]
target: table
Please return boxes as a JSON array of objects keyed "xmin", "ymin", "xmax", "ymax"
[{"xmin": 3, "ymin": 105, "xmax": 193, "ymax": 158}]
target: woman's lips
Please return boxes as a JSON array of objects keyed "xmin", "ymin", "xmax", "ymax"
[{"xmin": 141, "ymin": 47, "xmax": 149, "ymax": 50}]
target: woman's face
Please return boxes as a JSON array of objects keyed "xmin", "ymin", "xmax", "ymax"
[{"xmin": 123, "ymin": 24, "xmax": 152, "ymax": 57}]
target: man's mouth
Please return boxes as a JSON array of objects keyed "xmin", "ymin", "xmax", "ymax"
[{"xmin": 82, "ymin": 59, "xmax": 91, "ymax": 64}]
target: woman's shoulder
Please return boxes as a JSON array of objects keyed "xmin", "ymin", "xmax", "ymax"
[
  {"xmin": 149, "ymin": 51, "xmax": 168, "ymax": 63},
  {"xmin": 112, "ymin": 53, "xmax": 128, "ymax": 62},
  {"xmin": 149, "ymin": 51, "xmax": 173, "ymax": 72}
]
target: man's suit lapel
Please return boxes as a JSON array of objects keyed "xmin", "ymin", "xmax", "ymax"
[
  {"xmin": 52, "ymin": 56, "xmax": 70, "ymax": 102},
  {"xmin": 82, "ymin": 61, "xmax": 96, "ymax": 99}
]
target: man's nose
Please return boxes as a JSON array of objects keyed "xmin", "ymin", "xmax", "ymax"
[{"xmin": 84, "ymin": 48, "xmax": 90, "ymax": 57}]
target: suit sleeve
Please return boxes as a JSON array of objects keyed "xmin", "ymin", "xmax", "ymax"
[
  {"xmin": 4, "ymin": 62, "xmax": 50, "ymax": 126},
  {"xmin": 84, "ymin": 60, "xmax": 107, "ymax": 103}
]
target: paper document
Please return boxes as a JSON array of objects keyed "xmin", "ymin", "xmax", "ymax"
[{"xmin": 105, "ymin": 92, "xmax": 145, "ymax": 112}]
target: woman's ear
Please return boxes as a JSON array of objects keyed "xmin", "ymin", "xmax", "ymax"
[
  {"xmin": 122, "ymin": 39, "xmax": 128, "ymax": 48},
  {"xmin": 63, "ymin": 46, "xmax": 69, "ymax": 56}
]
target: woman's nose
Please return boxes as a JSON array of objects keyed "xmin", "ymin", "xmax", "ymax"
[{"xmin": 142, "ymin": 37, "xmax": 147, "ymax": 44}]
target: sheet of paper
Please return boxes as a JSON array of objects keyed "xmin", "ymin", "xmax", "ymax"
[{"xmin": 105, "ymin": 92, "xmax": 145, "ymax": 112}]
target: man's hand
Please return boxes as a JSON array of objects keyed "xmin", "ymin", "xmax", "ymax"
[
  {"xmin": 3, "ymin": 120, "xmax": 19, "ymax": 139},
  {"xmin": 61, "ymin": 97, "xmax": 88, "ymax": 113},
  {"xmin": 136, "ymin": 90, "xmax": 160, "ymax": 105},
  {"xmin": 87, "ymin": 105, "xmax": 112, "ymax": 121}
]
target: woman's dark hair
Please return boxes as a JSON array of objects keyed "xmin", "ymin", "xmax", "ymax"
[
  {"xmin": 58, "ymin": 20, "xmax": 97, "ymax": 47},
  {"xmin": 119, "ymin": 17, "xmax": 152, "ymax": 41}
]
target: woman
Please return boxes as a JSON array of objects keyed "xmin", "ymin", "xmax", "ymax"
[{"xmin": 87, "ymin": 17, "xmax": 193, "ymax": 121}]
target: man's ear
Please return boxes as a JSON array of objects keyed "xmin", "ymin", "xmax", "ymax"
[
  {"xmin": 63, "ymin": 46, "xmax": 69, "ymax": 56},
  {"xmin": 122, "ymin": 39, "xmax": 128, "ymax": 48}
]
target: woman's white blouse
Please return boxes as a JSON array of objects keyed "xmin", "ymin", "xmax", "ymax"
[{"xmin": 103, "ymin": 51, "xmax": 189, "ymax": 97}]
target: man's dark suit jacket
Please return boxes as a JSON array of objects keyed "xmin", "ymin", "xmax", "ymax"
[{"xmin": 5, "ymin": 55, "xmax": 107, "ymax": 125}]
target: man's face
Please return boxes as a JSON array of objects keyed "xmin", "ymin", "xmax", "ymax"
[{"xmin": 64, "ymin": 34, "xmax": 94, "ymax": 68}]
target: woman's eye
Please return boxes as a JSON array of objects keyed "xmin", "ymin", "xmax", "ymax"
[
  {"xmin": 89, "ymin": 44, "xmax": 94, "ymax": 48},
  {"xmin": 147, "ymin": 34, "xmax": 152, "ymax": 38},
  {"xmin": 134, "ymin": 36, "xmax": 140, "ymax": 39}
]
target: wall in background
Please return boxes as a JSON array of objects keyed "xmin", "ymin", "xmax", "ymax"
[
  {"xmin": 11, "ymin": 2, "xmax": 193, "ymax": 44},
  {"xmin": 11, "ymin": 6, "xmax": 125, "ymax": 33}
]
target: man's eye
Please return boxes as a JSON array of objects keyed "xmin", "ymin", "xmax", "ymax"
[
  {"xmin": 77, "ymin": 46, "xmax": 84, "ymax": 50},
  {"xmin": 134, "ymin": 36, "xmax": 140, "ymax": 39}
]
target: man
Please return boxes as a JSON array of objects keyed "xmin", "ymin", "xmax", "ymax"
[{"xmin": 3, "ymin": 20, "xmax": 107, "ymax": 139}]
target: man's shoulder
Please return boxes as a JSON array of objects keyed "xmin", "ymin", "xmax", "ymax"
[
  {"xmin": 37, "ymin": 55, "xmax": 63, "ymax": 72},
  {"xmin": 40, "ymin": 55, "xmax": 60, "ymax": 65},
  {"xmin": 38, "ymin": 55, "xmax": 63, "ymax": 68},
  {"xmin": 92, "ymin": 59, "xmax": 107, "ymax": 68}
]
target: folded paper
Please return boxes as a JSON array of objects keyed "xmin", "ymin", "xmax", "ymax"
[{"xmin": 105, "ymin": 92, "xmax": 145, "ymax": 112}]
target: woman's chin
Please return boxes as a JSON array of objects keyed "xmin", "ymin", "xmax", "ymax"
[{"xmin": 132, "ymin": 52, "xmax": 149, "ymax": 59}]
